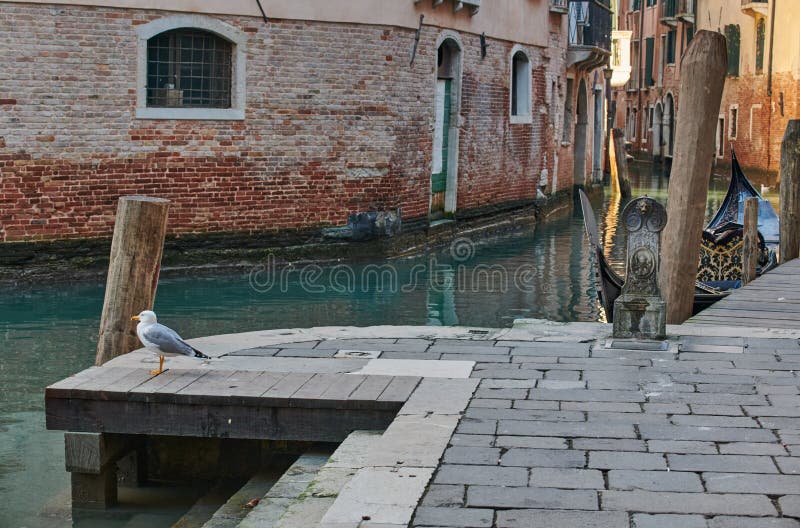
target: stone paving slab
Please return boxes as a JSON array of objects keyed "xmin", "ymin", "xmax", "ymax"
[{"xmin": 47, "ymin": 318, "xmax": 800, "ymax": 526}]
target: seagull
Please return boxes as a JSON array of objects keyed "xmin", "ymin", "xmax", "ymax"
[{"xmin": 131, "ymin": 310, "xmax": 210, "ymax": 375}]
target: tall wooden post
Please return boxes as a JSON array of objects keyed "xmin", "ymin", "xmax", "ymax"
[
  {"xmin": 742, "ymin": 197, "xmax": 759, "ymax": 286},
  {"xmin": 611, "ymin": 128, "xmax": 632, "ymax": 198},
  {"xmin": 95, "ymin": 196, "xmax": 170, "ymax": 366},
  {"xmin": 780, "ymin": 120, "xmax": 800, "ymax": 263},
  {"xmin": 660, "ymin": 31, "xmax": 727, "ymax": 324}
]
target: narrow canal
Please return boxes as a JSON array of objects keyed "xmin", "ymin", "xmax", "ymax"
[{"xmin": 0, "ymin": 163, "xmax": 780, "ymax": 527}]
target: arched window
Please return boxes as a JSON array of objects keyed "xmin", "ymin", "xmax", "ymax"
[
  {"xmin": 136, "ymin": 15, "xmax": 246, "ymax": 120},
  {"xmin": 147, "ymin": 29, "xmax": 232, "ymax": 109},
  {"xmin": 510, "ymin": 49, "xmax": 532, "ymax": 123}
]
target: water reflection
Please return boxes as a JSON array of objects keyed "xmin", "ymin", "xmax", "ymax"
[{"xmin": 0, "ymin": 160, "xmax": 780, "ymax": 526}]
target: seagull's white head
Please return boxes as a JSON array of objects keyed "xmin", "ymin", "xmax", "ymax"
[{"xmin": 131, "ymin": 310, "xmax": 157, "ymax": 324}]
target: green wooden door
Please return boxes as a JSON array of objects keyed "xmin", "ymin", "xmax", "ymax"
[{"xmin": 431, "ymin": 79, "xmax": 451, "ymax": 212}]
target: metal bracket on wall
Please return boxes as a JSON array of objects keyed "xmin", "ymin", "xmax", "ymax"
[
  {"xmin": 255, "ymin": 0, "xmax": 268, "ymax": 24},
  {"xmin": 410, "ymin": 14, "xmax": 424, "ymax": 66}
]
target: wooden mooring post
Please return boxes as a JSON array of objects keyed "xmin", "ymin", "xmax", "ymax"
[
  {"xmin": 95, "ymin": 196, "xmax": 170, "ymax": 366},
  {"xmin": 742, "ymin": 197, "xmax": 759, "ymax": 286},
  {"xmin": 660, "ymin": 30, "xmax": 727, "ymax": 324},
  {"xmin": 610, "ymin": 128, "xmax": 632, "ymax": 198},
  {"xmin": 780, "ymin": 119, "xmax": 800, "ymax": 263}
]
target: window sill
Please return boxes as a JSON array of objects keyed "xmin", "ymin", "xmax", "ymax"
[
  {"xmin": 510, "ymin": 114, "xmax": 533, "ymax": 125},
  {"xmin": 135, "ymin": 107, "xmax": 245, "ymax": 120}
]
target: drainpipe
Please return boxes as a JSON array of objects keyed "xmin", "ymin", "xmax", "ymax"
[{"xmin": 766, "ymin": 0, "xmax": 777, "ymax": 170}]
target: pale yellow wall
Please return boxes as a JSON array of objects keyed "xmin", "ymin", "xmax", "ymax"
[
  {"xmin": 697, "ymin": 0, "xmax": 800, "ymax": 77},
  {"xmin": 2, "ymin": 0, "xmax": 554, "ymax": 48}
]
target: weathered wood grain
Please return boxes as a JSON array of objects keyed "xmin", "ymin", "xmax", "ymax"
[
  {"xmin": 781, "ymin": 120, "xmax": 800, "ymax": 263},
  {"xmin": 661, "ymin": 30, "xmax": 728, "ymax": 324},
  {"xmin": 95, "ymin": 196, "xmax": 170, "ymax": 366},
  {"xmin": 46, "ymin": 398, "xmax": 398, "ymax": 442}
]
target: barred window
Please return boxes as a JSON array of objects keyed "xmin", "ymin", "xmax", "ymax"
[{"xmin": 146, "ymin": 29, "xmax": 232, "ymax": 109}]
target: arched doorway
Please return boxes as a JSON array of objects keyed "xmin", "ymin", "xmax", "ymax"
[
  {"xmin": 665, "ymin": 93, "xmax": 675, "ymax": 158},
  {"xmin": 653, "ymin": 102, "xmax": 663, "ymax": 159},
  {"xmin": 431, "ymin": 36, "xmax": 461, "ymax": 220},
  {"xmin": 573, "ymin": 79, "xmax": 588, "ymax": 187}
]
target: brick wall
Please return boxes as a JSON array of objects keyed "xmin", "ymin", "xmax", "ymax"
[
  {"xmin": 0, "ymin": 3, "xmax": 583, "ymax": 243},
  {"xmin": 718, "ymin": 72, "xmax": 800, "ymax": 174}
]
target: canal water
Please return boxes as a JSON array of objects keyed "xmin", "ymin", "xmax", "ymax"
[{"xmin": 0, "ymin": 162, "xmax": 780, "ymax": 527}]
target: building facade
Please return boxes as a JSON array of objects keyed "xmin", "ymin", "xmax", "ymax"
[
  {"xmin": 697, "ymin": 0, "xmax": 799, "ymax": 173},
  {"xmin": 611, "ymin": 0, "xmax": 696, "ymax": 162},
  {"xmin": 0, "ymin": 0, "xmax": 610, "ymax": 247}
]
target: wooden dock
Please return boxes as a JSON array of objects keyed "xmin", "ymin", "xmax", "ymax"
[
  {"xmin": 687, "ymin": 257, "xmax": 800, "ymax": 329},
  {"xmin": 46, "ymin": 367, "xmax": 420, "ymax": 441}
]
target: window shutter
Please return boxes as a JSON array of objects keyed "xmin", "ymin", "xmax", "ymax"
[
  {"xmin": 666, "ymin": 30, "xmax": 676, "ymax": 64},
  {"xmin": 645, "ymin": 37, "xmax": 655, "ymax": 86},
  {"xmin": 725, "ymin": 24, "xmax": 740, "ymax": 77},
  {"xmin": 633, "ymin": 0, "xmax": 640, "ymax": 11},
  {"xmin": 756, "ymin": 18, "xmax": 766, "ymax": 74}
]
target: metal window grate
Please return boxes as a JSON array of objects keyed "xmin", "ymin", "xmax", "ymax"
[{"xmin": 146, "ymin": 29, "xmax": 232, "ymax": 109}]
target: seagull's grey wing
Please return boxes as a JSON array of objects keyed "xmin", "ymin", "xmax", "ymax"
[{"xmin": 142, "ymin": 324, "xmax": 197, "ymax": 357}]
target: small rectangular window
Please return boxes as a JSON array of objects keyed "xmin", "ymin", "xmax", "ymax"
[
  {"xmin": 511, "ymin": 51, "xmax": 531, "ymax": 121},
  {"xmin": 633, "ymin": 0, "xmax": 640, "ymax": 12},
  {"xmin": 645, "ymin": 37, "xmax": 655, "ymax": 87},
  {"xmin": 730, "ymin": 107, "xmax": 738, "ymax": 139}
]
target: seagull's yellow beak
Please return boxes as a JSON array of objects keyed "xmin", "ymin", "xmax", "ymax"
[{"xmin": 131, "ymin": 315, "xmax": 140, "ymax": 321}]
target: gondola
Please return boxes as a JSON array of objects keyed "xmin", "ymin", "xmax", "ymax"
[{"xmin": 580, "ymin": 149, "xmax": 779, "ymax": 322}]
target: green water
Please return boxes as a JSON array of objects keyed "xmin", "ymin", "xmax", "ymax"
[{"xmin": 0, "ymin": 163, "xmax": 779, "ymax": 527}]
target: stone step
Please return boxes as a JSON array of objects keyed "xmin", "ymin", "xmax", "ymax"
[
  {"xmin": 238, "ymin": 431, "xmax": 383, "ymax": 528},
  {"xmin": 199, "ymin": 471, "xmax": 284, "ymax": 528},
  {"xmin": 171, "ymin": 480, "xmax": 248, "ymax": 528}
]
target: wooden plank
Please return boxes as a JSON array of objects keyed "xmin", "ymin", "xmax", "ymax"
[
  {"xmin": 46, "ymin": 367, "xmax": 104, "ymax": 398},
  {"xmin": 261, "ymin": 372, "xmax": 315, "ymax": 404},
  {"xmin": 319, "ymin": 374, "xmax": 367, "ymax": 401},
  {"xmin": 690, "ymin": 317, "xmax": 800, "ymax": 329},
  {"xmin": 695, "ymin": 309, "xmax": 800, "ymax": 321},
  {"xmin": 377, "ymin": 376, "xmax": 421, "ymax": 403},
  {"xmin": 68, "ymin": 367, "xmax": 147, "ymax": 400},
  {"xmin": 348, "ymin": 375, "xmax": 393, "ymax": 402},
  {"xmin": 234, "ymin": 371, "xmax": 288, "ymax": 398},
  {"xmin": 128, "ymin": 369, "xmax": 209, "ymax": 402},
  {"xmin": 65, "ymin": 432, "xmax": 139, "ymax": 474},
  {"xmin": 290, "ymin": 373, "xmax": 343, "ymax": 401},
  {"xmin": 174, "ymin": 370, "xmax": 282, "ymax": 406},
  {"xmin": 46, "ymin": 398, "xmax": 399, "ymax": 441},
  {"xmin": 178, "ymin": 370, "xmax": 237, "ymax": 396},
  {"xmin": 96, "ymin": 369, "xmax": 157, "ymax": 401},
  {"xmin": 703, "ymin": 303, "xmax": 800, "ymax": 313}
]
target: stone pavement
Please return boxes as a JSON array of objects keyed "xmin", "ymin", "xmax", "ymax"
[{"xmin": 102, "ymin": 320, "xmax": 800, "ymax": 527}]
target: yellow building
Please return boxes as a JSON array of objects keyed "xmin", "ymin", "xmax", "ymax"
[{"xmin": 697, "ymin": 0, "xmax": 800, "ymax": 173}]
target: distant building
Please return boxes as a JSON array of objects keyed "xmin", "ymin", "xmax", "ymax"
[
  {"xmin": 0, "ymin": 0, "xmax": 610, "ymax": 247},
  {"xmin": 697, "ymin": 0, "xmax": 798, "ymax": 173},
  {"xmin": 610, "ymin": 0, "xmax": 696, "ymax": 164}
]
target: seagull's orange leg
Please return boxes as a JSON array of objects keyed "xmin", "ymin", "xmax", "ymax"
[{"xmin": 150, "ymin": 355, "xmax": 165, "ymax": 376}]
